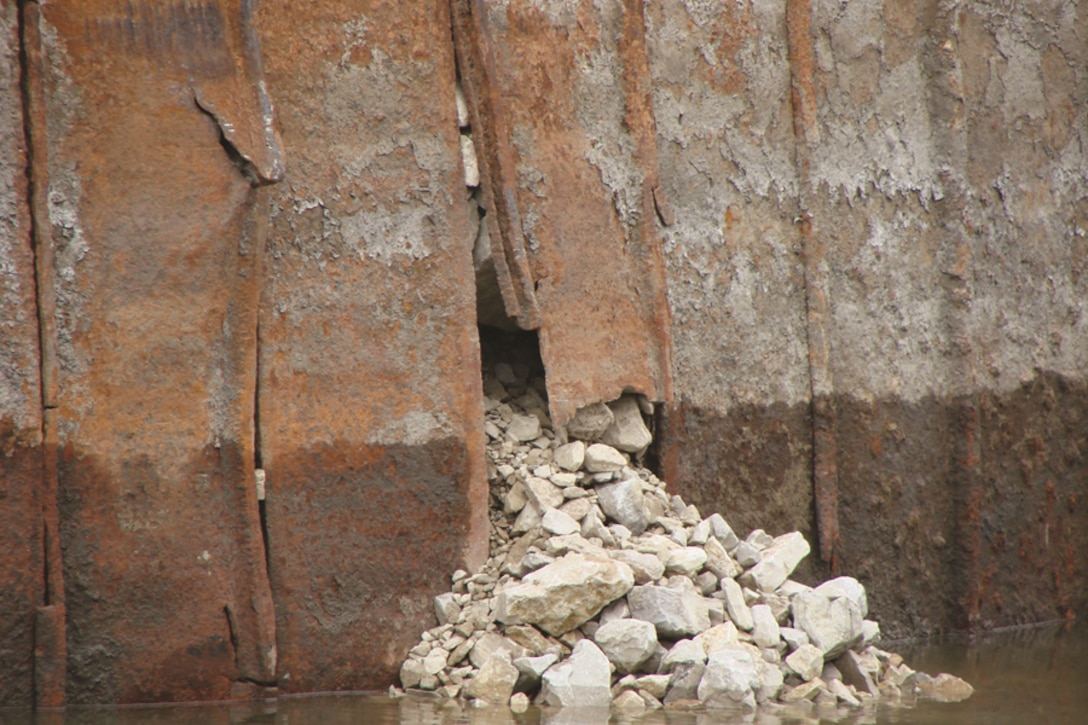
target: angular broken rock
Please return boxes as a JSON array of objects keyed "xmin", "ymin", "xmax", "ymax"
[
  {"xmin": 592, "ymin": 618, "xmax": 658, "ymax": 674},
  {"xmin": 434, "ymin": 592, "xmax": 460, "ymax": 625},
  {"xmin": 814, "ymin": 576, "xmax": 869, "ymax": 618},
  {"xmin": 703, "ymin": 536, "xmax": 743, "ymax": 579},
  {"xmin": 915, "ymin": 672, "xmax": 974, "ymax": 702},
  {"xmin": 697, "ymin": 645, "xmax": 762, "ymax": 710},
  {"xmin": 539, "ymin": 640, "xmax": 613, "ymax": 708},
  {"xmin": 663, "ymin": 662, "xmax": 705, "ymax": 704},
  {"xmin": 739, "ymin": 531, "xmax": 811, "ymax": 592},
  {"xmin": 566, "ymin": 402, "xmax": 614, "ymax": 442},
  {"xmin": 507, "ymin": 413, "xmax": 542, "ymax": 442},
  {"xmin": 600, "ymin": 395, "xmax": 653, "ymax": 453},
  {"xmin": 659, "ymin": 638, "xmax": 706, "ymax": 673},
  {"xmin": 553, "ymin": 440, "xmax": 586, "ymax": 472},
  {"xmin": 542, "ymin": 508, "xmax": 580, "ymax": 536},
  {"xmin": 524, "ymin": 476, "xmax": 564, "ymax": 511},
  {"xmin": 750, "ymin": 604, "xmax": 780, "ymax": 648},
  {"xmin": 595, "ymin": 477, "xmax": 649, "ymax": 535},
  {"xmin": 513, "ymin": 652, "xmax": 557, "ymax": 692},
  {"xmin": 463, "ymin": 652, "xmax": 519, "ymax": 704},
  {"xmin": 400, "ymin": 658, "xmax": 424, "ymax": 689},
  {"xmin": 791, "ymin": 589, "xmax": 863, "ymax": 658},
  {"xmin": 627, "ymin": 584, "xmax": 710, "ymax": 639},
  {"xmin": 720, "ymin": 577, "xmax": 754, "ymax": 632},
  {"xmin": 784, "ymin": 643, "xmax": 824, "ymax": 681},
  {"xmin": 610, "ymin": 549, "xmax": 664, "ymax": 584},
  {"xmin": 495, "ymin": 553, "xmax": 634, "ymax": 636},
  {"xmin": 706, "ymin": 513, "xmax": 739, "ymax": 551},
  {"xmin": 469, "ymin": 632, "xmax": 526, "ymax": 669},
  {"xmin": 664, "ymin": 547, "xmax": 708, "ymax": 577},
  {"xmin": 584, "ymin": 443, "xmax": 627, "ymax": 472}
]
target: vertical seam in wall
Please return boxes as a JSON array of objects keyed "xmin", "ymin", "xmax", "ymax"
[
  {"xmin": 786, "ymin": 0, "xmax": 839, "ymax": 572},
  {"xmin": 19, "ymin": 0, "xmax": 67, "ymax": 707}
]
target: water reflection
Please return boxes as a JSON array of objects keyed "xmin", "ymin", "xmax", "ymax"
[{"xmin": 2, "ymin": 621, "xmax": 1082, "ymax": 725}]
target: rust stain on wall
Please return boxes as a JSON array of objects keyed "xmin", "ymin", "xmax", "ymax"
[{"xmin": 471, "ymin": 0, "xmax": 673, "ymax": 427}]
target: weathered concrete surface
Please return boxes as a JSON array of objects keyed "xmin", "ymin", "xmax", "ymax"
[
  {"xmin": 39, "ymin": 1, "xmax": 279, "ymax": 703},
  {"xmin": 254, "ymin": 0, "xmax": 489, "ymax": 692},
  {"xmin": 653, "ymin": 0, "xmax": 1088, "ymax": 636},
  {"xmin": 0, "ymin": 1, "xmax": 43, "ymax": 707},
  {"xmin": 474, "ymin": 0, "xmax": 673, "ymax": 426}
]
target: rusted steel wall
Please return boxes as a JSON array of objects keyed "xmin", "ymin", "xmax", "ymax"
[
  {"xmin": 253, "ymin": 0, "xmax": 489, "ymax": 693},
  {"xmin": 653, "ymin": 0, "xmax": 1088, "ymax": 637},
  {"xmin": 1, "ymin": 0, "xmax": 1086, "ymax": 707},
  {"xmin": 461, "ymin": 0, "xmax": 674, "ymax": 426},
  {"xmin": 35, "ymin": 0, "xmax": 281, "ymax": 704},
  {"xmin": 0, "ymin": 0, "xmax": 43, "ymax": 707}
]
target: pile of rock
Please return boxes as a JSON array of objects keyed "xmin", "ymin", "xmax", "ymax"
[{"xmin": 395, "ymin": 361, "xmax": 973, "ymax": 715}]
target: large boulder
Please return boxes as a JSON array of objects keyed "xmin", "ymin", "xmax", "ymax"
[
  {"xmin": 599, "ymin": 395, "xmax": 653, "ymax": 453},
  {"xmin": 814, "ymin": 576, "xmax": 869, "ymax": 618},
  {"xmin": 697, "ymin": 645, "xmax": 762, "ymax": 709},
  {"xmin": 463, "ymin": 652, "xmax": 519, "ymax": 704},
  {"xmin": 627, "ymin": 584, "xmax": 711, "ymax": 639},
  {"xmin": 539, "ymin": 640, "xmax": 613, "ymax": 708},
  {"xmin": 592, "ymin": 618, "xmax": 658, "ymax": 674},
  {"xmin": 791, "ymin": 589, "xmax": 863, "ymax": 658},
  {"xmin": 495, "ymin": 553, "xmax": 634, "ymax": 636},
  {"xmin": 739, "ymin": 531, "xmax": 810, "ymax": 592},
  {"xmin": 595, "ymin": 477, "xmax": 650, "ymax": 534}
]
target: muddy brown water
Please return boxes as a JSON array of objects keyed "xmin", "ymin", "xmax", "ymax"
[{"xmin": 2, "ymin": 621, "xmax": 1083, "ymax": 725}]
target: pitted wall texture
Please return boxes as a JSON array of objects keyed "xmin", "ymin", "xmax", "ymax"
[{"xmin": 651, "ymin": 0, "xmax": 1088, "ymax": 636}]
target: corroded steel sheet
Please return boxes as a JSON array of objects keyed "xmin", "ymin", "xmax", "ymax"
[
  {"xmin": 467, "ymin": 0, "xmax": 673, "ymax": 425},
  {"xmin": 0, "ymin": 0, "xmax": 44, "ymax": 707},
  {"xmin": 38, "ymin": 0, "xmax": 278, "ymax": 703},
  {"xmin": 255, "ymin": 0, "xmax": 489, "ymax": 692}
]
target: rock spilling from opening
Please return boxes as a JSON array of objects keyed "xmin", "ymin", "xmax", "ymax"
[{"xmin": 393, "ymin": 360, "xmax": 973, "ymax": 715}]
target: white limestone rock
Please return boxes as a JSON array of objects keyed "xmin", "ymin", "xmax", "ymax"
[
  {"xmin": 400, "ymin": 658, "xmax": 424, "ymax": 689},
  {"xmin": 469, "ymin": 633, "xmax": 526, "ymax": 669},
  {"xmin": 791, "ymin": 589, "xmax": 864, "ymax": 658},
  {"xmin": 566, "ymin": 402, "xmax": 615, "ymax": 442},
  {"xmin": 524, "ymin": 476, "xmax": 564, "ymax": 511},
  {"xmin": 664, "ymin": 547, "xmax": 708, "ymax": 577},
  {"xmin": 434, "ymin": 592, "xmax": 460, "ymax": 625},
  {"xmin": 610, "ymin": 549, "xmax": 665, "ymax": 584},
  {"xmin": 703, "ymin": 536, "xmax": 743, "ymax": 579},
  {"xmin": 507, "ymin": 413, "xmax": 541, "ymax": 442},
  {"xmin": 915, "ymin": 672, "xmax": 974, "ymax": 702},
  {"xmin": 595, "ymin": 477, "xmax": 649, "ymax": 535},
  {"xmin": 720, "ymin": 577, "xmax": 754, "ymax": 632},
  {"xmin": 750, "ymin": 604, "xmax": 781, "ymax": 649},
  {"xmin": 463, "ymin": 652, "xmax": 518, "ymax": 704},
  {"xmin": 592, "ymin": 618, "xmax": 658, "ymax": 674},
  {"xmin": 814, "ymin": 576, "xmax": 869, "ymax": 618},
  {"xmin": 695, "ymin": 622, "xmax": 740, "ymax": 656},
  {"xmin": 659, "ymin": 638, "xmax": 706, "ymax": 673},
  {"xmin": 732, "ymin": 541, "xmax": 762, "ymax": 567},
  {"xmin": 627, "ymin": 584, "xmax": 711, "ymax": 639},
  {"xmin": 584, "ymin": 443, "xmax": 627, "ymax": 472},
  {"xmin": 553, "ymin": 441, "xmax": 586, "ymax": 472},
  {"xmin": 539, "ymin": 640, "xmax": 613, "ymax": 708},
  {"xmin": 706, "ymin": 513, "xmax": 740, "ymax": 551},
  {"xmin": 541, "ymin": 508, "xmax": 580, "ymax": 536},
  {"xmin": 785, "ymin": 643, "xmax": 824, "ymax": 681},
  {"xmin": 599, "ymin": 395, "xmax": 653, "ymax": 453},
  {"xmin": 513, "ymin": 652, "xmax": 557, "ymax": 692},
  {"xmin": 697, "ymin": 645, "xmax": 762, "ymax": 710},
  {"xmin": 739, "ymin": 531, "xmax": 811, "ymax": 592},
  {"xmin": 495, "ymin": 553, "xmax": 635, "ymax": 636}
]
